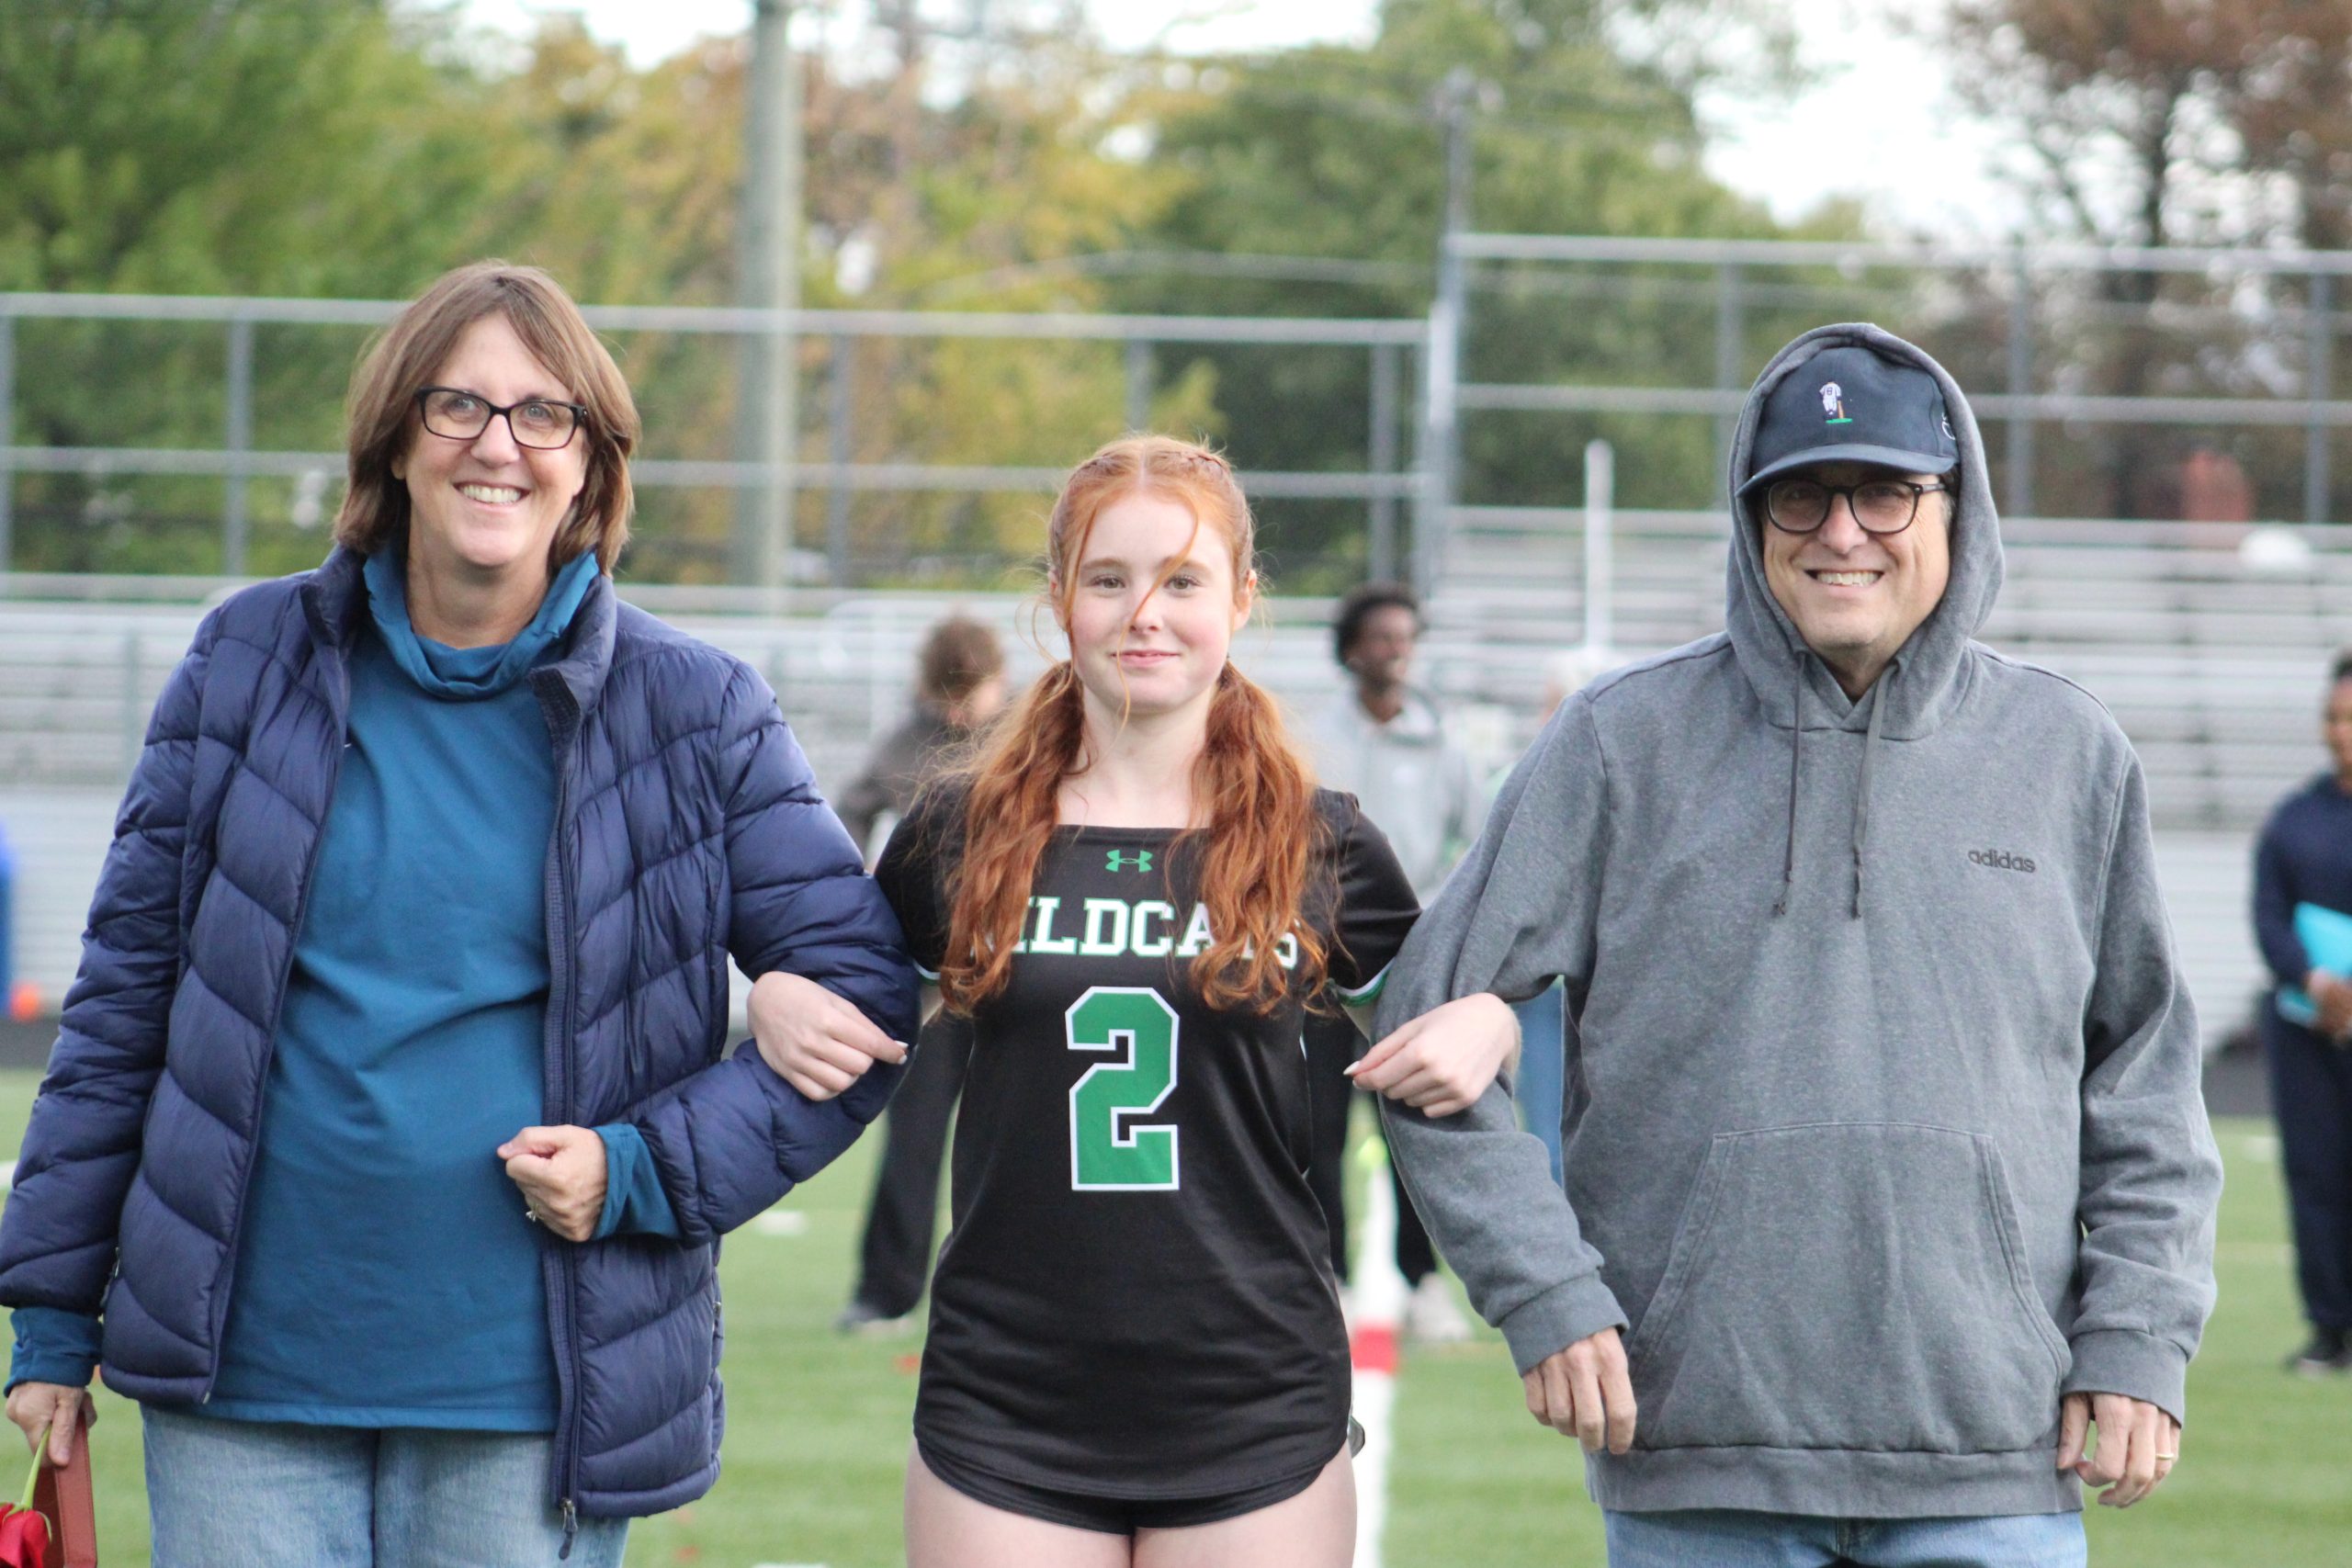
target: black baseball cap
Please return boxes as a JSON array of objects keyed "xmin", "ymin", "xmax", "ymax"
[{"xmin": 1737, "ymin": 344, "xmax": 1960, "ymax": 498}]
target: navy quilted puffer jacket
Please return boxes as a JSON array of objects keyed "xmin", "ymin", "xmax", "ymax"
[{"xmin": 0, "ymin": 547, "xmax": 918, "ymax": 1519}]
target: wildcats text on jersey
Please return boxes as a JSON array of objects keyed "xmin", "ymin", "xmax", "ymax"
[{"xmin": 1011, "ymin": 894, "xmax": 1302, "ymax": 968}]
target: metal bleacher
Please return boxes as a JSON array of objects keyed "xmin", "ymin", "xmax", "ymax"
[
  {"xmin": 1423, "ymin": 507, "xmax": 2352, "ymax": 830},
  {"xmin": 5, "ymin": 513, "xmax": 2345, "ymax": 1032},
  {"xmin": 0, "ymin": 575, "xmax": 1356, "ymax": 1000},
  {"xmin": 1421, "ymin": 508, "xmax": 2352, "ymax": 1039}
]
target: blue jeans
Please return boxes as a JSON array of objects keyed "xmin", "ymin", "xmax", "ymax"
[
  {"xmin": 1604, "ymin": 1509, "xmax": 2086, "ymax": 1568},
  {"xmin": 143, "ymin": 1405, "xmax": 629, "ymax": 1568},
  {"xmin": 1513, "ymin": 984, "xmax": 1566, "ymax": 1185}
]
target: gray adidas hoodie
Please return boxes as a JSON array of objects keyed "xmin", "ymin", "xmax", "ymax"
[{"xmin": 1373, "ymin": 322, "xmax": 2222, "ymax": 1518}]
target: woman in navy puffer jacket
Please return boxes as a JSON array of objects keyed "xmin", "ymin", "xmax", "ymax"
[{"xmin": 0, "ymin": 262, "xmax": 918, "ymax": 1566}]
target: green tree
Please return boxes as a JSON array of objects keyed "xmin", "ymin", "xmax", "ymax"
[
  {"xmin": 1944, "ymin": 0, "xmax": 2352, "ymax": 520},
  {"xmin": 0, "ymin": 0, "xmax": 505, "ymax": 571},
  {"xmin": 1094, "ymin": 0, "xmax": 1851, "ymax": 566}
]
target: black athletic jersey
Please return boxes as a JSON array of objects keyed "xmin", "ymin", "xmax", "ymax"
[{"xmin": 874, "ymin": 786, "xmax": 1419, "ymax": 1498}]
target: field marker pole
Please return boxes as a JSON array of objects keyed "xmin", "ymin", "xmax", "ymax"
[{"xmin": 1349, "ymin": 1136, "xmax": 1407, "ymax": 1568}]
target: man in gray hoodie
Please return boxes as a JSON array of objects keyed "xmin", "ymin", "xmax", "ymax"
[{"xmin": 1371, "ymin": 324, "xmax": 2221, "ymax": 1566}]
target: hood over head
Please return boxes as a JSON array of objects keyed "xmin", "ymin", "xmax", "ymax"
[
  {"xmin": 1724, "ymin": 322, "xmax": 2003, "ymax": 741},
  {"xmin": 1724, "ymin": 324, "xmax": 2003, "ymax": 919}
]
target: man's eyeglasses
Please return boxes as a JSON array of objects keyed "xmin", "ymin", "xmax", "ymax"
[
  {"xmin": 413, "ymin": 388, "xmax": 586, "ymax": 451},
  {"xmin": 1761, "ymin": 477, "xmax": 1948, "ymax": 536}
]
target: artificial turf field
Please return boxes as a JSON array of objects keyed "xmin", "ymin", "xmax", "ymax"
[{"xmin": 0, "ymin": 1071, "xmax": 2344, "ymax": 1565}]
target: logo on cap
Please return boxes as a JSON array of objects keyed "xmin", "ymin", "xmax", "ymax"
[{"xmin": 1818, "ymin": 382, "xmax": 1850, "ymax": 424}]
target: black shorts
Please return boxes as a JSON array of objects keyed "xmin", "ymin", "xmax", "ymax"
[{"xmin": 917, "ymin": 1420, "xmax": 1363, "ymax": 1537}]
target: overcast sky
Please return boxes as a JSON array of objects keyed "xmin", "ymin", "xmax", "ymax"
[{"xmin": 458, "ymin": 0, "xmax": 2023, "ymax": 235}]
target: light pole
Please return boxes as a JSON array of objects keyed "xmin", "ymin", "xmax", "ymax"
[{"xmin": 731, "ymin": 0, "xmax": 804, "ymax": 590}]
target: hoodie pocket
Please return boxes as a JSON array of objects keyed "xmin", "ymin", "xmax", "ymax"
[{"xmin": 1625, "ymin": 1122, "xmax": 2069, "ymax": 1455}]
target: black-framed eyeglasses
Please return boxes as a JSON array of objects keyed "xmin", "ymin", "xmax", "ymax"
[
  {"xmin": 1762, "ymin": 478, "xmax": 1949, "ymax": 536},
  {"xmin": 413, "ymin": 387, "xmax": 586, "ymax": 450}
]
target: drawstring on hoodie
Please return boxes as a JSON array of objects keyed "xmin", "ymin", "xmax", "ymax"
[
  {"xmin": 1852, "ymin": 677, "xmax": 1885, "ymax": 919},
  {"xmin": 1772, "ymin": 660, "xmax": 1803, "ymax": 918},
  {"xmin": 1769, "ymin": 654, "xmax": 1888, "ymax": 921}
]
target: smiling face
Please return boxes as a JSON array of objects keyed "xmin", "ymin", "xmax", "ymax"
[
  {"xmin": 1062, "ymin": 489, "xmax": 1251, "ymax": 729},
  {"xmin": 391, "ymin": 312, "xmax": 588, "ymax": 592},
  {"xmin": 1758, "ymin": 459, "xmax": 1952, "ymax": 697}
]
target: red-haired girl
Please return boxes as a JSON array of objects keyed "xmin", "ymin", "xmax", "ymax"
[{"xmin": 752, "ymin": 435, "xmax": 1520, "ymax": 1567}]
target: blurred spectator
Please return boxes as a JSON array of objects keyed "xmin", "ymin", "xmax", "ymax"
[
  {"xmin": 835, "ymin": 615, "xmax": 1009, "ymax": 863},
  {"xmin": 1306, "ymin": 583, "xmax": 1486, "ymax": 1340},
  {"xmin": 837, "ymin": 615, "xmax": 1009, "ymax": 1332},
  {"xmin": 2251, "ymin": 649, "xmax": 2352, "ymax": 1374}
]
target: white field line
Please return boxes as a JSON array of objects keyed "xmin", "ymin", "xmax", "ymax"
[{"xmin": 1350, "ymin": 1141, "xmax": 1407, "ymax": 1568}]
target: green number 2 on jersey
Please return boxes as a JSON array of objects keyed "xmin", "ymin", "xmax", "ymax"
[{"xmin": 1066, "ymin": 987, "xmax": 1181, "ymax": 1190}]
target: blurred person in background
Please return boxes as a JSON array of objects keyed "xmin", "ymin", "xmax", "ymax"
[
  {"xmin": 835, "ymin": 615, "xmax": 1009, "ymax": 865},
  {"xmin": 1307, "ymin": 582, "xmax": 1490, "ymax": 1339},
  {"xmin": 2251, "ymin": 648, "xmax": 2352, "ymax": 1374},
  {"xmin": 836, "ymin": 615, "xmax": 1009, "ymax": 1334},
  {"xmin": 0, "ymin": 261, "xmax": 916, "ymax": 1566}
]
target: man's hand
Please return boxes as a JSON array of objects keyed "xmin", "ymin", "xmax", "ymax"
[
  {"xmin": 2058, "ymin": 1390, "xmax": 2178, "ymax": 1507},
  {"xmin": 5, "ymin": 1381, "xmax": 95, "ymax": 1465},
  {"xmin": 498, "ymin": 1125, "xmax": 610, "ymax": 1242},
  {"xmin": 749, "ymin": 970, "xmax": 910, "ymax": 1100},
  {"xmin": 2310, "ymin": 970, "xmax": 2352, "ymax": 1039},
  {"xmin": 1350, "ymin": 993, "xmax": 1521, "ymax": 1118},
  {"xmin": 1521, "ymin": 1327, "xmax": 1636, "ymax": 1454}
]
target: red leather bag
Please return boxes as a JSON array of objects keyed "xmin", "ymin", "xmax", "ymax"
[
  {"xmin": 34, "ymin": 1423, "xmax": 97, "ymax": 1568},
  {"xmin": 1, "ymin": 1426, "xmax": 96, "ymax": 1568}
]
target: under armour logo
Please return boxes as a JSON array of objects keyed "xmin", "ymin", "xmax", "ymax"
[{"xmin": 1105, "ymin": 850, "xmax": 1153, "ymax": 874}]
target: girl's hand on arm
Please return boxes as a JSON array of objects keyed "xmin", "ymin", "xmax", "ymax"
[
  {"xmin": 749, "ymin": 970, "xmax": 910, "ymax": 1101},
  {"xmin": 1348, "ymin": 992, "xmax": 1521, "ymax": 1118}
]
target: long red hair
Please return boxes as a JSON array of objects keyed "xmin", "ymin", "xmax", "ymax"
[{"xmin": 938, "ymin": 435, "xmax": 1328, "ymax": 1016}]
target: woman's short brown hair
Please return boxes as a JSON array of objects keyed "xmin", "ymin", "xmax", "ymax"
[{"xmin": 333, "ymin": 261, "xmax": 639, "ymax": 571}]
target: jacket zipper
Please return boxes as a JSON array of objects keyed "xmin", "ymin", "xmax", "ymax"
[
  {"xmin": 202, "ymin": 645, "xmax": 351, "ymax": 1401},
  {"xmin": 537, "ymin": 672, "xmax": 586, "ymax": 1557}
]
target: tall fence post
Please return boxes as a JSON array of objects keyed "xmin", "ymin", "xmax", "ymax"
[
  {"xmin": 828, "ymin": 332, "xmax": 853, "ymax": 587},
  {"xmin": 0, "ymin": 308, "xmax": 14, "ymax": 577},
  {"xmin": 1369, "ymin": 341, "xmax": 1399, "ymax": 582},
  {"xmin": 2005, "ymin": 251, "xmax": 2035, "ymax": 517},
  {"xmin": 1713, "ymin": 263, "xmax": 1744, "ymax": 464},
  {"xmin": 2308, "ymin": 269, "xmax": 2333, "ymax": 526},
  {"xmin": 1583, "ymin": 439, "xmax": 1612, "ymax": 656},
  {"xmin": 1124, "ymin": 337, "xmax": 1152, "ymax": 432},
  {"xmin": 1416, "ymin": 69, "xmax": 1474, "ymax": 601},
  {"xmin": 224, "ymin": 315, "xmax": 254, "ymax": 576}
]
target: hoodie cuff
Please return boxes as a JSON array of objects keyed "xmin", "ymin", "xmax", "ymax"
[
  {"xmin": 1497, "ymin": 1272, "xmax": 1629, "ymax": 1377},
  {"xmin": 2063, "ymin": 1328, "xmax": 2189, "ymax": 1426}
]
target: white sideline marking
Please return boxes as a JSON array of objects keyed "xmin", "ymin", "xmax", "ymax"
[
  {"xmin": 750, "ymin": 1208, "xmax": 808, "ymax": 1236},
  {"xmin": 1350, "ymin": 1147, "xmax": 1407, "ymax": 1568}
]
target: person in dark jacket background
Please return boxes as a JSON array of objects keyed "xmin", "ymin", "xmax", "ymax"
[
  {"xmin": 0, "ymin": 261, "xmax": 917, "ymax": 1567},
  {"xmin": 2250, "ymin": 649, "xmax": 2352, "ymax": 1375},
  {"xmin": 834, "ymin": 615, "xmax": 1008, "ymax": 863},
  {"xmin": 834, "ymin": 615, "xmax": 1007, "ymax": 1332}
]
